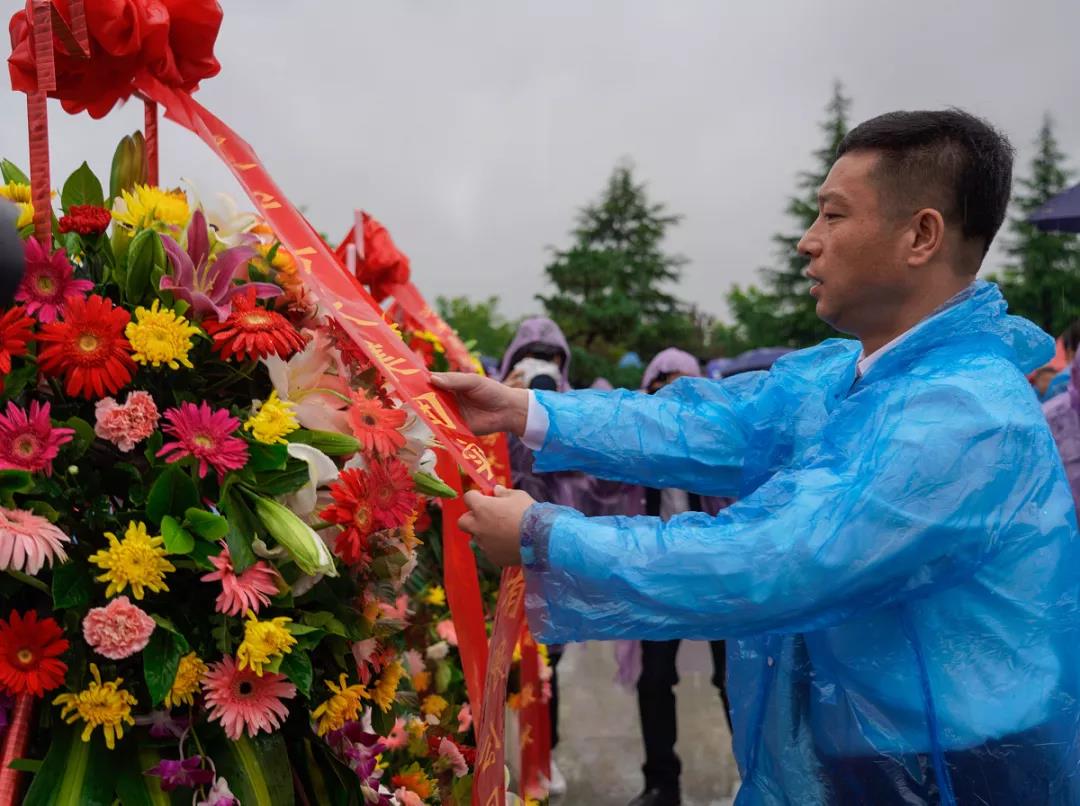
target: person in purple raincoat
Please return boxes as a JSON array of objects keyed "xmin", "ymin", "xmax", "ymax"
[{"xmin": 1044, "ymin": 351, "xmax": 1080, "ymax": 512}]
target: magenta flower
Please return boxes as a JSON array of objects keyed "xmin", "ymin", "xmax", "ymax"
[
  {"xmin": 157, "ymin": 402, "xmax": 249, "ymax": 480},
  {"xmin": 134, "ymin": 710, "xmax": 190, "ymax": 739},
  {"xmin": 160, "ymin": 209, "xmax": 279, "ymax": 322},
  {"xmin": 0, "ymin": 400, "xmax": 74, "ymax": 475},
  {"xmin": 15, "ymin": 238, "xmax": 93, "ymax": 323},
  {"xmin": 145, "ymin": 756, "xmax": 215, "ymax": 792}
]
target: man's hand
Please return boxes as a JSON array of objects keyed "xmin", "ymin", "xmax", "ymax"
[
  {"xmin": 459, "ymin": 485, "xmax": 536, "ymax": 567},
  {"xmin": 432, "ymin": 373, "xmax": 530, "ymax": 436}
]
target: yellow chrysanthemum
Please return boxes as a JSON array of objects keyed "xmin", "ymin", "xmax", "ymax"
[
  {"xmin": 0, "ymin": 181, "xmax": 33, "ymax": 229},
  {"xmin": 423, "ymin": 585, "xmax": 446, "ymax": 607},
  {"xmin": 311, "ymin": 673, "xmax": 369, "ymax": 737},
  {"xmin": 421, "ymin": 693, "xmax": 448, "ymax": 720},
  {"xmin": 165, "ymin": 652, "xmax": 208, "ymax": 709},
  {"xmin": 112, "ymin": 184, "xmax": 190, "ymax": 231},
  {"xmin": 244, "ymin": 391, "xmax": 299, "ymax": 445},
  {"xmin": 237, "ymin": 610, "xmax": 296, "ymax": 676},
  {"xmin": 53, "ymin": 664, "xmax": 137, "ymax": 750},
  {"xmin": 372, "ymin": 660, "xmax": 404, "ymax": 713},
  {"xmin": 89, "ymin": 521, "xmax": 175, "ymax": 600},
  {"xmin": 400, "ymin": 512, "xmax": 422, "ymax": 553},
  {"xmin": 125, "ymin": 300, "xmax": 200, "ymax": 369},
  {"xmin": 406, "ymin": 716, "xmax": 427, "ymax": 739}
]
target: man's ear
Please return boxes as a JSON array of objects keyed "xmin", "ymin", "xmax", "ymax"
[{"xmin": 907, "ymin": 207, "xmax": 946, "ymax": 268}]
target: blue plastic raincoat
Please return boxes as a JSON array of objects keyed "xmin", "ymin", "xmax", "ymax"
[{"xmin": 519, "ymin": 282, "xmax": 1080, "ymax": 805}]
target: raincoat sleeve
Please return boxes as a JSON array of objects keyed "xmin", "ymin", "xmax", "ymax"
[
  {"xmin": 531, "ymin": 371, "xmax": 775, "ymax": 497},
  {"xmin": 521, "ymin": 384, "xmax": 1044, "ymax": 643}
]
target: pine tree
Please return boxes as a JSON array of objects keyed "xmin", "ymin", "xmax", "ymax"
[
  {"xmin": 760, "ymin": 81, "xmax": 851, "ymax": 346},
  {"xmin": 538, "ymin": 161, "xmax": 688, "ymax": 386},
  {"xmin": 997, "ymin": 115, "xmax": 1080, "ymax": 336}
]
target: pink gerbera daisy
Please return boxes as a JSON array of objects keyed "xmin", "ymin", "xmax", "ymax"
[
  {"xmin": 157, "ymin": 402, "xmax": 249, "ymax": 480},
  {"xmin": 82, "ymin": 596, "xmax": 156, "ymax": 660},
  {"xmin": 15, "ymin": 238, "xmax": 93, "ymax": 323},
  {"xmin": 202, "ymin": 655, "xmax": 296, "ymax": 740},
  {"xmin": 0, "ymin": 400, "xmax": 74, "ymax": 475},
  {"xmin": 201, "ymin": 542, "xmax": 280, "ymax": 616},
  {"xmin": 0, "ymin": 505, "xmax": 70, "ymax": 575}
]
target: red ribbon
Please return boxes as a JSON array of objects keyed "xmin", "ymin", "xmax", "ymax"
[
  {"xmin": 518, "ymin": 624, "xmax": 551, "ymax": 799},
  {"xmin": 388, "ymin": 280, "xmax": 478, "ymax": 374},
  {"xmin": 0, "ymin": 694, "xmax": 35, "ymax": 806},
  {"xmin": 144, "ymin": 97, "xmax": 158, "ymax": 186}
]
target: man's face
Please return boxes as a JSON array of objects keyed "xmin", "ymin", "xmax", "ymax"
[{"xmin": 797, "ymin": 151, "xmax": 911, "ymax": 335}]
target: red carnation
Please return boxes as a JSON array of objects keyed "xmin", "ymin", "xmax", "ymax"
[{"xmin": 59, "ymin": 205, "xmax": 112, "ymax": 236}]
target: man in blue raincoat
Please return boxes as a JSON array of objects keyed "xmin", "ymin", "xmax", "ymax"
[{"xmin": 437, "ymin": 110, "xmax": 1080, "ymax": 805}]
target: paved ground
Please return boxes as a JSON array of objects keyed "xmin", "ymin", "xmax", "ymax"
[{"xmin": 551, "ymin": 641, "xmax": 739, "ymax": 806}]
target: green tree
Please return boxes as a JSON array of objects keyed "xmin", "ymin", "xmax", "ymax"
[
  {"xmin": 997, "ymin": 115, "xmax": 1080, "ymax": 336},
  {"xmin": 538, "ymin": 161, "xmax": 690, "ymax": 386},
  {"xmin": 719, "ymin": 83, "xmax": 851, "ymax": 349},
  {"xmin": 435, "ymin": 295, "xmax": 517, "ymax": 358}
]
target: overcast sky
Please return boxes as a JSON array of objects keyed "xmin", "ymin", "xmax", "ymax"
[{"xmin": 1, "ymin": 0, "xmax": 1078, "ymax": 320}]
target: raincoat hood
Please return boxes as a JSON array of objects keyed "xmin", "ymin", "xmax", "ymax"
[
  {"xmin": 641, "ymin": 348, "xmax": 701, "ymax": 390},
  {"xmin": 499, "ymin": 316, "xmax": 571, "ymax": 391}
]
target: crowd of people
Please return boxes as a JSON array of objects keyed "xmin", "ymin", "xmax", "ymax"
[{"xmin": 439, "ymin": 108, "xmax": 1080, "ymax": 806}]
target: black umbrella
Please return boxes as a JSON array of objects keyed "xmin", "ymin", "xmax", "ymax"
[{"xmin": 1029, "ymin": 182, "xmax": 1080, "ymax": 234}]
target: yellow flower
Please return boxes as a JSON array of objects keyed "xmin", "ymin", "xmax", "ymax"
[
  {"xmin": 311, "ymin": 673, "xmax": 369, "ymax": 737},
  {"xmin": 112, "ymin": 184, "xmax": 190, "ymax": 231},
  {"xmin": 89, "ymin": 521, "xmax": 175, "ymax": 600},
  {"xmin": 412, "ymin": 330, "xmax": 445, "ymax": 354},
  {"xmin": 512, "ymin": 640, "xmax": 522, "ymax": 664},
  {"xmin": 372, "ymin": 660, "xmax": 404, "ymax": 712},
  {"xmin": 54, "ymin": 664, "xmax": 137, "ymax": 750},
  {"xmin": 125, "ymin": 300, "xmax": 200, "ymax": 369},
  {"xmin": 237, "ymin": 611, "xmax": 296, "ymax": 676},
  {"xmin": 421, "ymin": 693, "xmax": 448, "ymax": 720},
  {"xmin": 423, "ymin": 586, "xmax": 446, "ymax": 607},
  {"xmin": 244, "ymin": 391, "xmax": 299, "ymax": 445},
  {"xmin": 538, "ymin": 643, "xmax": 550, "ymax": 666},
  {"xmin": 400, "ymin": 512, "xmax": 422, "ymax": 553},
  {"xmin": 406, "ymin": 716, "xmax": 427, "ymax": 739},
  {"xmin": 0, "ymin": 181, "xmax": 33, "ymax": 229},
  {"xmin": 165, "ymin": 652, "xmax": 207, "ymax": 709}
]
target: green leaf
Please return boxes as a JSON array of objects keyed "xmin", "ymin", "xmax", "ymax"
[
  {"xmin": 370, "ymin": 705, "xmax": 395, "ymax": 737},
  {"xmin": 142, "ymin": 628, "xmax": 189, "ymax": 707},
  {"xmin": 209, "ymin": 733, "xmax": 295, "ymax": 806},
  {"xmin": 60, "ymin": 161, "xmax": 105, "ymax": 212},
  {"xmin": 252, "ymin": 465, "xmax": 312, "ymax": 497},
  {"xmin": 114, "ymin": 743, "xmax": 179, "ymax": 806},
  {"xmin": 1, "ymin": 363, "xmax": 37, "ymax": 401},
  {"xmin": 286, "ymin": 429, "xmax": 360, "ymax": 456},
  {"xmin": 183, "ymin": 507, "xmax": 229, "ymax": 541},
  {"xmin": 150, "ymin": 613, "xmax": 181, "ymax": 634},
  {"xmin": 1, "ymin": 159, "xmax": 29, "ymax": 185},
  {"xmin": 246, "ymin": 440, "xmax": 288, "ymax": 472},
  {"xmin": 160, "ymin": 515, "xmax": 195, "ymax": 555},
  {"xmin": 278, "ymin": 649, "xmax": 313, "ymax": 698},
  {"xmin": 222, "ymin": 491, "xmax": 258, "ymax": 573},
  {"xmin": 26, "ymin": 500, "xmax": 60, "ymax": 522},
  {"xmin": 22, "ymin": 721, "xmax": 117, "ymax": 806},
  {"xmin": 52, "ymin": 560, "xmax": 93, "ymax": 610},
  {"xmin": 435, "ymin": 659, "xmax": 453, "ymax": 694},
  {"xmin": 125, "ymin": 228, "xmax": 164, "ymax": 304},
  {"xmin": 62, "ymin": 416, "xmax": 95, "ymax": 460},
  {"xmin": 300, "ymin": 610, "xmax": 348, "ymax": 637},
  {"xmin": 0, "ymin": 469, "xmax": 34, "ymax": 496},
  {"xmin": 145, "ymin": 465, "xmax": 199, "ymax": 526},
  {"xmin": 413, "ymin": 470, "xmax": 457, "ymax": 499},
  {"xmin": 7, "ymin": 758, "xmax": 42, "ymax": 773}
]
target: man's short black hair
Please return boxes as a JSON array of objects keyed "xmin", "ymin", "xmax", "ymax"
[{"xmin": 837, "ymin": 109, "xmax": 1014, "ymax": 260}]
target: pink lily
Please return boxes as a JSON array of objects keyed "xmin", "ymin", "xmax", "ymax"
[
  {"xmin": 262, "ymin": 329, "xmax": 351, "ymax": 433},
  {"xmin": 159, "ymin": 209, "xmax": 280, "ymax": 322}
]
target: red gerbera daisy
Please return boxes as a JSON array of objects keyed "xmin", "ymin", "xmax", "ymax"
[
  {"xmin": 0, "ymin": 610, "xmax": 69, "ymax": 697},
  {"xmin": 321, "ymin": 467, "xmax": 377, "ymax": 566},
  {"xmin": 368, "ymin": 458, "xmax": 419, "ymax": 530},
  {"xmin": 204, "ymin": 289, "xmax": 307, "ymax": 361},
  {"xmin": 0, "ymin": 305, "xmax": 34, "ymax": 373},
  {"xmin": 346, "ymin": 393, "xmax": 406, "ymax": 457},
  {"xmin": 37, "ymin": 294, "xmax": 135, "ymax": 399}
]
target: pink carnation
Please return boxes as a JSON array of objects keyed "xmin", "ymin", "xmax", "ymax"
[
  {"xmin": 394, "ymin": 789, "xmax": 424, "ymax": 806},
  {"xmin": 94, "ymin": 391, "xmax": 160, "ymax": 452},
  {"xmin": 435, "ymin": 619, "xmax": 458, "ymax": 647},
  {"xmin": 438, "ymin": 737, "xmax": 469, "ymax": 778},
  {"xmin": 82, "ymin": 596, "xmax": 156, "ymax": 659},
  {"xmin": 402, "ymin": 649, "xmax": 425, "ymax": 678}
]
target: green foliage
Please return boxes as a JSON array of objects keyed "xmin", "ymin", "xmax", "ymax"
[
  {"xmin": 143, "ymin": 627, "xmax": 190, "ymax": 706},
  {"xmin": 435, "ymin": 294, "xmax": 517, "ymax": 358},
  {"xmin": 995, "ymin": 115, "xmax": 1080, "ymax": 336},
  {"xmin": 538, "ymin": 161, "xmax": 705, "ymax": 386},
  {"xmin": 61, "ymin": 162, "xmax": 105, "ymax": 212},
  {"xmin": 719, "ymin": 83, "xmax": 850, "ymax": 350}
]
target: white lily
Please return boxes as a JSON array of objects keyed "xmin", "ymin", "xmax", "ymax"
[{"xmin": 284, "ymin": 442, "xmax": 339, "ymax": 518}]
